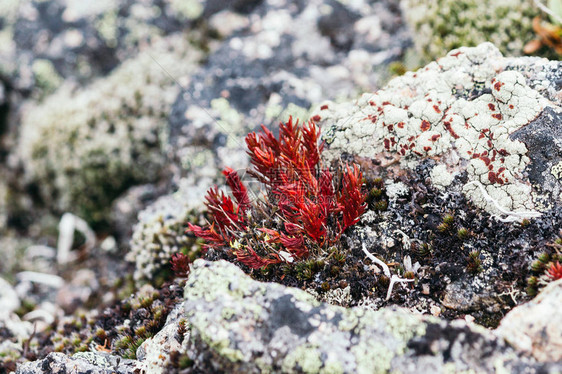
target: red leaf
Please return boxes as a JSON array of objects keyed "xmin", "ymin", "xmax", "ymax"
[
  {"xmin": 222, "ymin": 167, "xmax": 251, "ymax": 212},
  {"xmin": 187, "ymin": 223, "xmax": 226, "ymax": 251},
  {"xmin": 302, "ymin": 120, "xmax": 324, "ymax": 168},
  {"xmin": 338, "ymin": 164, "xmax": 367, "ymax": 231},
  {"xmin": 205, "ymin": 187, "xmax": 245, "ymax": 231},
  {"xmin": 235, "ymin": 245, "xmax": 280, "ymax": 269},
  {"xmin": 170, "ymin": 253, "xmax": 190, "ymax": 277}
]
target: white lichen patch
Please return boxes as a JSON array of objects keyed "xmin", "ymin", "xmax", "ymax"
[
  {"xmin": 313, "ymin": 43, "xmax": 551, "ymax": 216},
  {"xmin": 17, "ymin": 34, "xmax": 202, "ymax": 223},
  {"xmin": 551, "ymin": 162, "xmax": 562, "ymax": 180},
  {"xmin": 430, "ymin": 164, "xmax": 454, "ymax": 189}
]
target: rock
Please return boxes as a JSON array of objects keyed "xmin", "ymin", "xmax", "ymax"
[
  {"xmin": 314, "ymin": 43, "xmax": 562, "ymax": 218},
  {"xmin": 182, "ymin": 259, "xmax": 560, "ymax": 373},
  {"xmin": 0, "ymin": 276, "xmax": 20, "ymax": 313},
  {"xmin": 136, "ymin": 303, "xmax": 187, "ymax": 373},
  {"xmin": 15, "ymin": 351, "xmax": 137, "ymax": 374},
  {"xmin": 168, "ymin": 0, "xmax": 409, "ymax": 179},
  {"xmin": 510, "ymin": 107, "xmax": 562, "ymax": 206},
  {"xmin": 441, "ymin": 279, "xmax": 501, "ymax": 313},
  {"xmin": 496, "ymin": 279, "xmax": 562, "ymax": 363},
  {"xmin": 7, "ymin": 0, "xmax": 204, "ymax": 96}
]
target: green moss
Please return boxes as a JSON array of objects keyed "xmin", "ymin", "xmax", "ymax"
[{"xmin": 402, "ymin": 0, "xmax": 540, "ymax": 62}]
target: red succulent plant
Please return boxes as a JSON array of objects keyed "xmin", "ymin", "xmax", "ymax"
[{"xmin": 188, "ymin": 117, "xmax": 367, "ymax": 269}]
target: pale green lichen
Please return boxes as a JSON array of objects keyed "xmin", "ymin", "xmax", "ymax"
[
  {"xmin": 551, "ymin": 161, "xmax": 562, "ymax": 179},
  {"xmin": 351, "ymin": 340, "xmax": 393, "ymax": 374},
  {"xmin": 221, "ymin": 307, "xmax": 236, "ymax": 320},
  {"xmin": 401, "ymin": 0, "xmax": 539, "ymax": 62},
  {"xmin": 95, "ymin": 10, "xmax": 119, "ymax": 48},
  {"xmin": 210, "ymin": 98, "xmax": 244, "ymax": 136},
  {"xmin": 282, "ymin": 344, "xmax": 322, "ymax": 374},
  {"xmin": 382, "ymin": 310, "xmax": 427, "ymax": 344},
  {"xmin": 31, "ymin": 59, "xmax": 63, "ymax": 94},
  {"xmin": 337, "ymin": 310, "xmax": 359, "ymax": 332},
  {"xmin": 292, "ymin": 288, "xmax": 322, "ymax": 307},
  {"xmin": 320, "ymin": 361, "xmax": 344, "ymax": 374},
  {"xmin": 189, "ymin": 312, "xmax": 245, "ymax": 363},
  {"xmin": 184, "ymin": 260, "xmax": 514, "ymax": 373},
  {"xmin": 18, "ymin": 34, "xmax": 202, "ymax": 224},
  {"xmin": 168, "ymin": 0, "xmax": 204, "ymax": 21}
]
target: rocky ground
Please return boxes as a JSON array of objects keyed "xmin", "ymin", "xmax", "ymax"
[{"xmin": 0, "ymin": 0, "xmax": 561, "ymax": 373}]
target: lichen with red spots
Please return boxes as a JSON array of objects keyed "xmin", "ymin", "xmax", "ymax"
[{"xmin": 311, "ymin": 43, "xmax": 550, "ymax": 217}]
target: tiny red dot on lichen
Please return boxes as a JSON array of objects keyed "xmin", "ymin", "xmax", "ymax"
[{"xmin": 420, "ymin": 120, "xmax": 431, "ymax": 132}]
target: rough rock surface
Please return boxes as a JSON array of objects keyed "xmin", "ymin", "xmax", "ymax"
[
  {"xmin": 15, "ymin": 352, "xmax": 137, "ymax": 374},
  {"xmin": 168, "ymin": 0, "xmax": 408, "ymax": 181},
  {"xmin": 314, "ymin": 43, "xmax": 562, "ymax": 218},
  {"xmin": 3, "ymin": 2, "xmax": 562, "ymax": 373},
  {"xmin": 181, "ymin": 260, "xmax": 561, "ymax": 373},
  {"xmin": 5, "ymin": 0, "xmax": 205, "ymax": 95},
  {"xmin": 496, "ymin": 279, "xmax": 562, "ymax": 363}
]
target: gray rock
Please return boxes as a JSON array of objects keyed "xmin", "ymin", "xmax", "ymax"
[
  {"xmin": 496, "ymin": 279, "xmax": 562, "ymax": 363},
  {"xmin": 182, "ymin": 260, "xmax": 561, "ymax": 373},
  {"xmin": 0, "ymin": 276, "xmax": 20, "ymax": 313},
  {"xmin": 15, "ymin": 351, "xmax": 137, "ymax": 374},
  {"xmin": 8, "ymin": 0, "xmax": 203, "ymax": 95},
  {"xmin": 168, "ymin": 0, "xmax": 409, "ymax": 178},
  {"xmin": 313, "ymin": 43, "xmax": 562, "ymax": 218}
]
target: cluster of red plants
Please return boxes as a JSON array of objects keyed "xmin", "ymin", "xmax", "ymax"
[{"xmin": 186, "ymin": 117, "xmax": 366, "ymax": 269}]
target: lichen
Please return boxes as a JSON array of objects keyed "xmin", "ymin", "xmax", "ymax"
[
  {"xmin": 17, "ymin": 34, "xmax": 202, "ymax": 224},
  {"xmin": 127, "ymin": 185, "xmax": 203, "ymax": 283},
  {"xmin": 551, "ymin": 161, "xmax": 562, "ymax": 180},
  {"xmin": 282, "ymin": 344, "xmax": 322, "ymax": 373},
  {"xmin": 31, "ymin": 59, "xmax": 63, "ymax": 94},
  {"xmin": 401, "ymin": 0, "xmax": 539, "ymax": 62},
  {"xmin": 313, "ymin": 43, "xmax": 550, "ymax": 217},
  {"xmin": 168, "ymin": 0, "xmax": 204, "ymax": 21}
]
